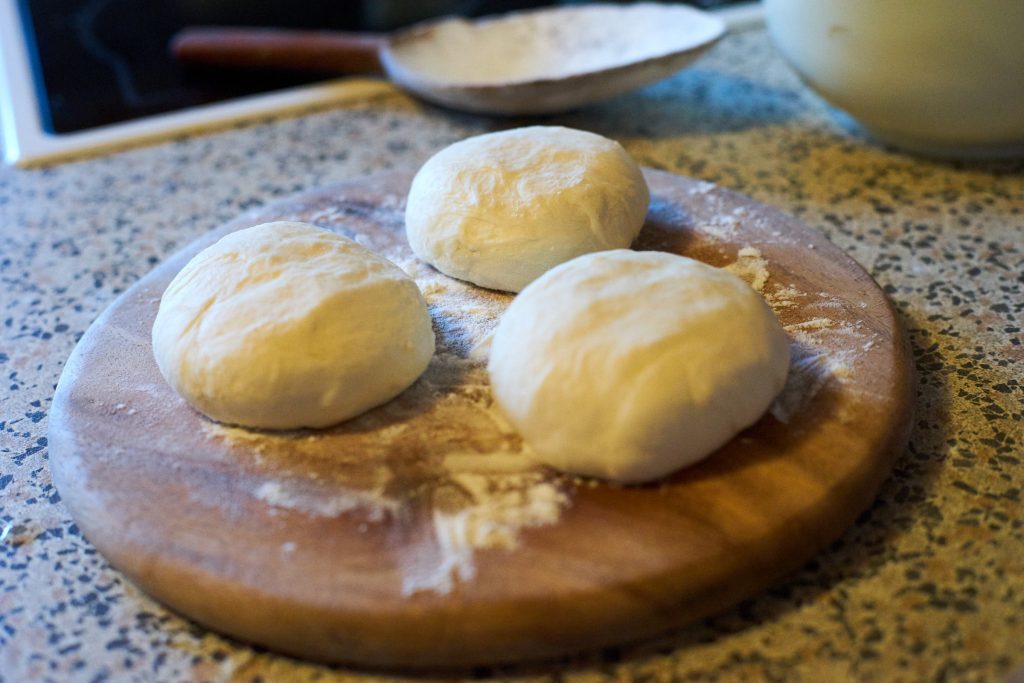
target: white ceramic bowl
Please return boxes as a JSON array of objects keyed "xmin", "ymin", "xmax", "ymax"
[{"xmin": 764, "ymin": 0, "xmax": 1024, "ymax": 158}]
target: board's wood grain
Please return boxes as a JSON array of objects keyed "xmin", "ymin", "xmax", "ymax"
[{"xmin": 48, "ymin": 170, "xmax": 914, "ymax": 668}]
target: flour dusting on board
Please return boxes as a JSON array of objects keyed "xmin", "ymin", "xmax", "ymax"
[
  {"xmin": 725, "ymin": 245, "xmax": 770, "ymax": 292},
  {"xmin": 385, "ymin": 249, "xmax": 572, "ymax": 594},
  {"xmin": 724, "ymin": 245, "xmax": 875, "ymax": 423},
  {"xmin": 203, "ymin": 243, "xmax": 571, "ymax": 596},
  {"xmin": 201, "ymin": 203, "xmax": 874, "ymax": 596},
  {"xmin": 400, "ymin": 469, "xmax": 566, "ymax": 595}
]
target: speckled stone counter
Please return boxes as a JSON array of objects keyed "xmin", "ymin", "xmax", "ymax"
[{"xmin": 2, "ymin": 26, "xmax": 1022, "ymax": 683}]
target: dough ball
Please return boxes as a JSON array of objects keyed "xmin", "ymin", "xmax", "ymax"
[
  {"xmin": 406, "ymin": 126, "xmax": 650, "ymax": 292},
  {"xmin": 152, "ymin": 221, "xmax": 435, "ymax": 430},
  {"xmin": 487, "ymin": 249, "xmax": 790, "ymax": 483}
]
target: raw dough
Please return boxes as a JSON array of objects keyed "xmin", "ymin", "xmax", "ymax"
[
  {"xmin": 405, "ymin": 126, "xmax": 649, "ymax": 292},
  {"xmin": 487, "ymin": 249, "xmax": 790, "ymax": 483},
  {"xmin": 152, "ymin": 221, "xmax": 435, "ymax": 429}
]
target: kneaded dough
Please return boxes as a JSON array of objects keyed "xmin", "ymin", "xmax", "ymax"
[
  {"xmin": 487, "ymin": 249, "xmax": 790, "ymax": 483},
  {"xmin": 152, "ymin": 221, "xmax": 435, "ymax": 430},
  {"xmin": 405, "ymin": 126, "xmax": 649, "ymax": 292}
]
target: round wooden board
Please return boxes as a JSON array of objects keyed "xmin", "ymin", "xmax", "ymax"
[{"xmin": 49, "ymin": 169, "xmax": 913, "ymax": 668}]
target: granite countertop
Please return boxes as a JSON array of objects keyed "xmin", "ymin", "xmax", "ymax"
[{"xmin": 2, "ymin": 26, "xmax": 1022, "ymax": 683}]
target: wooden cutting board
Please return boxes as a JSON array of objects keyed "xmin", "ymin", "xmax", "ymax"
[{"xmin": 49, "ymin": 169, "xmax": 914, "ymax": 668}]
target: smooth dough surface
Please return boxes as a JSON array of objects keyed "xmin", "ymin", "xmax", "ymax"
[
  {"xmin": 405, "ymin": 126, "xmax": 650, "ymax": 292},
  {"xmin": 152, "ymin": 221, "xmax": 435, "ymax": 430},
  {"xmin": 487, "ymin": 249, "xmax": 790, "ymax": 483}
]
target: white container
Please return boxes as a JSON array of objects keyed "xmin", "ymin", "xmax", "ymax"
[{"xmin": 764, "ymin": 0, "xmax": 1024, "ymax": 158}]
